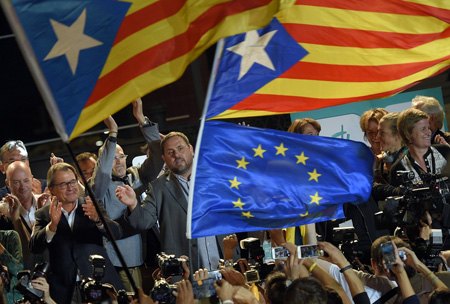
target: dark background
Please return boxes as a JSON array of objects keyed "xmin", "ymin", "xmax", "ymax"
[{"xmin": 1, "ymin": 7, "xmax": 450, "ymax": 184}]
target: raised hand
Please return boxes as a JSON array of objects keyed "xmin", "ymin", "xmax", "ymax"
[
  {"xmin": 104, "ymin": 116, "xmax": 118, "ymax": 134},
  {"xmin": 4, "ymin": 194, "xmax": 20, "ymax": 221},
  {"xmin": 48, "ymin": 197, "xmax": 62, "ymax": 232},
  {"xmin": 49, "ymin": 153, "xmax": 64, "ymax": 166},
  {"xmin": 132, "ymin": 98, "xmax": 146, "ymax": 124}
]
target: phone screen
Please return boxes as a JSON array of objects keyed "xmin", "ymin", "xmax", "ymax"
[
  {"xmin": 272, "ymin": 247, "xmax": 290, "ymax": 259},
  {"xmin": 381, "ymin": 242, "xmax": 396, "ymax": 269},
  {"xmin": 298, "ymin": 245, "xmax": 324, "ymax": 258}
]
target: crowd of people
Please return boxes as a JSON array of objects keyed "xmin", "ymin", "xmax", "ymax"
[{"xmin": 0, "ymin": 96, "xmax": 450, "ymax": 303}]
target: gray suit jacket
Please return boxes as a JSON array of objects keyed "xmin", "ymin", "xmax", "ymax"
[{"xmin": 123, "ymin": 172, "xmax": 200, "ymax": 269}]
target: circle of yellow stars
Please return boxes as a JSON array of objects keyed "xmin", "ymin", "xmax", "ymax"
[{"xmin": 228, "ymin": 142, "xmax": 323, "ymax": 219}]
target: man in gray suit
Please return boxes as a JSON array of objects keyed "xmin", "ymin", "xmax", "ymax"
[
  {"xmin": 116, "ymin": 132, "xmax": 226, "ymax": 272},
  {"xmin": 90, "ymin": 99, "xmax": 164, "ymax": 291}
]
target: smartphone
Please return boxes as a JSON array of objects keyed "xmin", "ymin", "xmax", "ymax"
[
  {"xmin": 192, "ymin": 278, "xmax": 216, "ymax": 299},
  {"xmin": 381, "ymin": 242, "xmax": 396, "ymax": 269},
  {"xmin": 298, "ymin": 244, "xmax": 324, "ymax": 259},
  {"xmin": 272, "ymin": 246, "xmax": 290, "ymax": 259}
]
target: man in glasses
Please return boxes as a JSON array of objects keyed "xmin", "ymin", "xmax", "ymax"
[
  {"xmin": 90, "ymin": 98, "xmax": 164, "ymax": 292},
  {"xmin": 30, "ymin": 162, "xmax": 123, "ymax": 304},
  {"xmin": 0, "ymin": 140, "xmax": 47, "ymax": 199}
]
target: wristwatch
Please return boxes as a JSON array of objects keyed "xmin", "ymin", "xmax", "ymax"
[{"xmin": 141, "ymin": 116, "xmax": 151, "ymax": 127}]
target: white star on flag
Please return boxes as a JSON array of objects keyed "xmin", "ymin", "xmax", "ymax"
[
  {"xmin": 226, "ymin": 30, "xmax": 277, "ymax": 80},
  {"xmin": 44, "ymin": 8, "xmax": 103, "ymax": 75}
]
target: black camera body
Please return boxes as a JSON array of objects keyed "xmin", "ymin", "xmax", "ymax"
[
  {"xmin": 79, "ymin": 255, "xmax": 114, "ymax": 304},
  {"xmin": 151, "ymin": 278, "xmax": 177, "ymax": 304},
  {"xmin": 15, "ymin": 262, "xmax": 49, "ymax": 302},
  {"xmin": 332, "ymin": 227, "xmax": 363, "ymax": 267},
  {"xmin": 156, "ymin": 252, "xmax": 186, "ymax": 277},
  {"xmin": 374, "ymin": 172, "xmax": 450, "ymax": 234}
]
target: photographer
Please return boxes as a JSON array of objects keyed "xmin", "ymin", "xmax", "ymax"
[
  {"xmin": 0, "ymin": 229, "xmax": 24, "ymax": 303},
  {"xmin": 389, "ymin": 108, "xmax": 450, "ymax": 187}
]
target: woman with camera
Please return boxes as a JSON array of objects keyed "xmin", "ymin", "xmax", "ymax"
[{"xmin": 389, "ymin": 108, "xmax": 450, "ymax": 187}]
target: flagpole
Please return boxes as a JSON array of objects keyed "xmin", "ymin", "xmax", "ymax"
[
  {"xmin": 187, "ymin": 39, "xmax": 225, "ymax": 239},
  {"xmin": 1, "ymin": 0, "xmax": 68, "ymax": 142}
]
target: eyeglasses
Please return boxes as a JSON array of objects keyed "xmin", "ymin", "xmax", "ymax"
[
  {"xmin": 53, "ymin": 179, "xmax": 77, "ymax": 190},
  {"xmin": 114, "ymin": 154, "xmax": 128, "ymax": 160},
  {"xmin": 4, "ymin": 157, "xmax": 28, "ymax": 165}
]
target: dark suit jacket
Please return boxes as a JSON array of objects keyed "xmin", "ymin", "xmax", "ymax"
[{"xmin": 30, "ymin": 200, "xmax": 124, "ymax": 304}]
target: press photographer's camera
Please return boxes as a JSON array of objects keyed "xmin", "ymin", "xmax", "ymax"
[
  {"xmin": 79, "ymin": 255, "xmax": 114, "ymax": 303},
  {"xmin": 151, "ymin": 278, "xmax": 177, "ymax": 304},
  {"xmin": 15, "ymin": 262, "xmax": 49, "ymax": 303},
  {"xmin": 374, "ymin": 172, "xmax": 450, "ymax": 235},
  {"xmin": 156, "ymin": 252, "xmax": 186, "ymax": 277}
]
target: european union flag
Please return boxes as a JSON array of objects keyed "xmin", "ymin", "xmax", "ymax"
[{"xmin": 188, "ymin": 120, "xmax": 373, "ymax": 238}]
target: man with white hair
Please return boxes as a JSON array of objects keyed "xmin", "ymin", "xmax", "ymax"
[
  {"xmin": 0, "ymin": 140, "xmax": 46, "ymax": 199},
  {"xmin": 411, "ymin": 95, "xmax": 450, "ymax": 144}
]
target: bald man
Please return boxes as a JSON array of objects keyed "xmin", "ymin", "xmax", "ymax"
[{"xmin": 4, "ymin": 161, "xmax": 48, "ymax": 269}]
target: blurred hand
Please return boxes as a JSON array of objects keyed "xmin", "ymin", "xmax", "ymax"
[
  {"xmin": 115, "ymin": 185, "xmax": 138, "ymax": 210},
  {"xmin": 434, "ymin": 134, "xmax": 449, "ymax": 145},
  {"xmin": 419, "ymin": 211, "xmax": 432, "ymax": 240},
  {"xmin": 269, "ymin": 229, "xmax": 285, "ymax": 246},
  {"xmin": 223, "ymin": 234, "xmax": 238, "ymax": 260},
  {"xmin": 220, "ymin": 268, "xmax": 247, "ymax": 286},
  {"xmin": 48, "ymin": 197, "xmax": 62, "ymax": 232},
  {"xmin": 104, "ymin": 116, "xmax": 118, "ymax": 133},
  {"xmin": 282, "ymin": 242, "xmax": 306, "ymax": 280},
  {"xmin": 36, "ymin": 193, "xmax": 51, "ymax": 209},
  {"xmin": 82, "ymin": 196, "xmax": 99, "ymax": 223},
  {"xmin": 4, "ymin": 194, "xmax": 20, "ymax": 221},
  {"xmin": 193, "ymin": 268, "xmax": 209, "ymax": 281},
  {"xmin": 49, "ymin": 153, "xmax": 64, "ymax": 166},
  {"xmin": 174, "ymin": 280, "xmax": 197, "ymax": 304},
  {"xmin": 318, "ymin": 241, "xmax": 350, "ymax": 268},
  {"xmin": 32, "ymin": 178, "xmax": 42, "ymax": 195},
  {"xmin": 386, "ymin": 241, "xmax": 406, "ymax": 276},
  {"xmin": 401, "ymin": 247, "xmax": 422, "ymax": 271},
  {"xmin": 133, "ymin": 98, "xmax": 146, "ymax": 124},
  {"xmin": 213, "ymin": 280, "xmax": 234, "ymax": 303}
]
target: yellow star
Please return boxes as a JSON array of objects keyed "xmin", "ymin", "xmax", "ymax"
[
  {"xmin": 44, "ymin": 9, "xmax": 103, "ymax": 75},
  {"xmin": 236, "ymin": 157, "xmax": 250, "ymax": 170},
  {"xmin": 275, "ymin": 142, "xmax": 288, "ymax": 156},
  {"xmin": 229, "ymin": 177, "xmax": 242, "ymax": 189},
  {"xmin": 233, "ymin": 198, "xmax": 246, "ymax": 210},
  {"xmin": 242, "ymin": 211, "xmax": 254, "ymax": 218},
  {"xmin": 253, "ymin": 144, "xmax": 266, "ymax": 158},
  {"xmin": 295, "ymin": 152, "xmax": 309, "ymax": 165},
  {"xmin": 308, "ymin": 169, "xmax": 322, "ymax": 182},
  {"xmin": 309, "ymin": 192, "xmax": 322, "ymax": 205},
  {"xmin": 300, "ymin": 211, "xmax": 309, "ymax": 217}
]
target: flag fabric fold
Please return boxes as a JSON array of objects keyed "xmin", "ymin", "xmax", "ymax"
[
  {"xmin": 208, "ymin": 0, "xmax": 450, "ymax": 120},
  {"xmin": 188, "ymin": 120, "xmax": 373, "ymax": 238},
  {"xmin": 3, "ymin": 0, "xmax": 293, "ymax": 140}
]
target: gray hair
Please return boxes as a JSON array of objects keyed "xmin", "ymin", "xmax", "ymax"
[{"xmin": 0, "ymin": 140, "xmax": 28, "ymax": 163}]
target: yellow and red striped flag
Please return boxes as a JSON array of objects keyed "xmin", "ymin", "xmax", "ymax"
[
  {"xmin": 2, "ymin": 0, "xmax": 293, "ymax": 141},
  {"xmin": 207, "ymin": 0, "xmax": 450, "ymax": 120}
]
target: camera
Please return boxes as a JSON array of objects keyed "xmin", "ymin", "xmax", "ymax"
[
  {"xmin": 15, "ymin": 262, "xmax": 49, "ymax": 302},
  {"xmin": 156, "ymin": 252, "xmax": 186, "ymax": 277},
  {"xmin": 332, "ymin": 227, "xmax": 363, "ymax": 268},
  {"xmin": 79, "ymin": 255, "xmax": 115, "ymax": 304},
  {"xmin": 374, "ymin": 173, "xmax": 450, "ymax": 237},
  {"xmin": 235, "ymin": 238, "xmax": 274, "ymax": 282},
  {"xmin": 151, "ymin": 278, "xmax": 177, "ymax": 304}
]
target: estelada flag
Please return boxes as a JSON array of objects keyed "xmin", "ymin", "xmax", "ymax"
[
  {"xmin": 1, "ymin": 0, "xmax": 293, "ymax": 141},
  {"xmin": 208, "ymin": 0, "xmax": 450, "ymax": 120}
]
